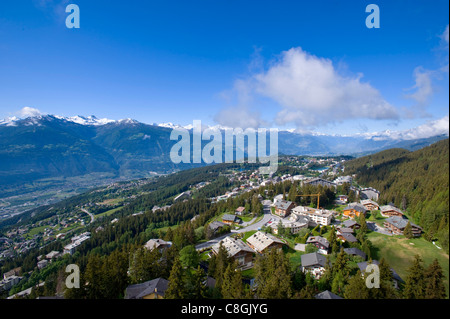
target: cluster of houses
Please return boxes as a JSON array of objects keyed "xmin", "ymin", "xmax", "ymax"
[
  {"xmin": 36, "ymin": 250, "xmax": 62, "ymax": 269},
  {"xmin": 342, "ymin": 198, "xmax": 423, "ymax": 237}
]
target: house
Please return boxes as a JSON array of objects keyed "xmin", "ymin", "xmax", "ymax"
[
  {"xmin": 235, "ymin": 206, "xmax": 246, "ymax": 216},
  {"xmin": 274, "ymin": 200, "xmax": 295, "ymax": 217},
  {"xmin": 124, "ymin": 278, "xmax": 169, "ymax": 299},
  {"xmin": 211, "ymin": 236, "xmax": 254, "ymax": 270},
  {"xmin": 358, "ymin": 260, "xmax": 403, "ymax": 289},
  {"xmin": 336, "ymin": 227, "xmax": 354, "ymax": 234},
  {"xmin": 343, "ymin": 247, "xmax": 367, "ymax": 260},
  {"xmin": 303, "ymin": 178, "xmax": 337, "ymax": 189},
  {"xmin": 306, "ymin": 236, "xmax": 330, "ymax": 255},
  {"xmin": 336, "ymin": 195, "xmax": 348, "ymax": 203},
  {"xmin": 342, "ymin": 219, "xmax": 360, "ymax": 229},
  {"xmin": 144, "ymin": 239, "xmax": 172, "ymax": 253},
  {"xmin": 343, "ymin": 203, "xmax": 367, "ymax": 219},
  {"xmin": 291, "ymin": 206, "xmax": 333, "ymax": 226},
  {"xmin": 380, "ymin": 205, "xmax": 404, "ymax": 217},
  {"xmin": 222, "ymin": 214, "xmax": 239, "ymax": 225},
  {"xmin": 45, "ymin": 251, "xmax": 61, "ymax": 260},
  {"xmin": 0, "ymin": 275, "xmax": 22, "ymax": 291},
  {"xmin": 315, "ymin": 290, "xmax": 343, "ymax": 299},
  {"xmin": 301, "ymin": 252, "xmax": 328, "ymax": 279},
  {"xmin": 37, "ymin": 259, "xmax": 48, "ymax": 270},
  {"xmin": 383, "ymin": 216, "xmax": 422, "ymax": 237},
  {"xmin": 208, "ymin": 221, "xmax": 227, "ymax": 236},
  {"xmin": 360, "ymin": 187, "xmax": 380, "ymax": 201},
  {"xmin": 337, "ymin": 232, "xmax": 358, "ymax": 243},
  {"xmin": 246, "ymin": 231, "xmax": 285, "ymax": 254},
  {"xmin": 360, "ymin": 199, "xmax": 379, "ymax": 211}
]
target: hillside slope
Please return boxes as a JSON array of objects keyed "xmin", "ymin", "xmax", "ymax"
[{"xmin": 344, "ymin": 139, "xmax": 449, "ymax": 252}]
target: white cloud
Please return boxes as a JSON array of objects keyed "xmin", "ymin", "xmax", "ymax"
[
  {"xmin": 253, "ymin": 48, "xmax": 399, "ymax": 128},
  {"xmin": 358, "ymin": 115, "xmax": 449, "ymax": 140},
  {"xmin": 214, "ymin": 106, "xmax": 267, "ymax": 129},
  {"xmin": 404, "ymin": 66, "xmax": 434, "ymax": 109},
  {"xmin": 17, "ymin": 107, "xmax": 42, "ymax": 118},
  {"xmin": 215, "ymin": 47, "xmax": 398, "ymax": 130},
  {"xmin": 441, "ymin": 25, "xmax": 449, "ymax": 46}
]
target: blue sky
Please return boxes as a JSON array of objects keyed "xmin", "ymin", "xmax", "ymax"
[{"xmin": 0, "ymin": 0, "xmax": 448, "ymax": 137}]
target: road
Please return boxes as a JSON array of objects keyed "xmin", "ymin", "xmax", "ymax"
[
  {"xmin": 195, "ymin": 204, "xmax": 279, "ymax": 251},
  {"xmin": 81, "ymin": 208, "xmax": 95, "ymax": 224}
]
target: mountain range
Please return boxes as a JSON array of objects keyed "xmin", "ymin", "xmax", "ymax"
[{"xmin": 0, "ymin": 114, "xmax": 448, "ymax": 191}]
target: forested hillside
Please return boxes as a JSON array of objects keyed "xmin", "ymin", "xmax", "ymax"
[{"xmin": 344, "ymin": 139, "xmax": 449, "ymax": 252}]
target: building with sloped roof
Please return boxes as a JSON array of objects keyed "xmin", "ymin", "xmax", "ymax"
[
  {"xmin": 246, "ymin": 231, "xmax": 285, "ymax": 254},
  {"xmin": 301, "ymin": 252, "xmax": 328, "ymax": 279},
  {"xmin": 343, "ymin": 202, "xmax": 367, "ymax": 219},
  {"xmin": 125, "ymin": 278, "xmax": 169, "ymax": 299},
  {"xmin": 211, "ymin": 236, "xmax": 254, "ymax": 270},
  {"xmin": 274, "ymin": 200, "xmax": 295, "ymax": 217},
  {"xmin": 380, "ymin": 205, "xmax": 403, "ymax": 217},
  {"xmin": 344, "ymin": 247, "xmax": 367, "ymax": 260},
  {"xmin": 383, "ymin": 216, "xmax": 422, "ymax": 237},
  {"xmin": 315, "ymin": 290, "xmax": 343, "ymax": 299},
  {"xmin": 144, "ymin": 239, "xmax": 172, "ymax": 253}
]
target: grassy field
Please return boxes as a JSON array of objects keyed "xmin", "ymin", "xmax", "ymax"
[
  {"xmin": 368, "ymin": 231, "xmax": 449, "ymax": 296},
  {"xmin": 94, "ymin": 206, "xmax": 123, "ymax": 219}
]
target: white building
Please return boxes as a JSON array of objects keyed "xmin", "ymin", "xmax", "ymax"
[{"xmin": 291, "ymin": 206, "xmax": 333, "ymax": 226}]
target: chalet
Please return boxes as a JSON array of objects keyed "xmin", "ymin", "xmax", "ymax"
[
  {"xmin": 222, "ymin": 214, "xmax": 239, "ymax": 225},
  {"xmin": 211, "ymin": 236, "xmax": 254, "ymax": 270},
  {"xmin": 336, "ymin": 227, "xmax": 354, "ymax": 234},
  {"xmin": 343, "ymin": 247, "xmax": 367, "ymax": 260},
  {"xmin": 144, "ymin": 239, "xmax": 172, "ymax": 253},
  {"xmin": 360, "ymin": 187, "xmax": 380, "ymax": 201},
  {"xmin": 315, "ymin": 290, "xmax": 343, "ymax": 299},
  {"xmin": 125, "ymin": 278, "xmax": 169, "ymax": 299},
  {"xmin": 274, "ymin": 200, "xmax": 295, "ymax": 217},
  {"xmin": 301, "ymin": 252, "xmax": 328, "ymax": 279},
  {"xmin": 360, "ymin": 199, "xmax": 379, "ymax": 211},
  {"xmin": 246, "ymin": 231, "xmax": 285, "ymax": 254},
  {"xmin": 337, "ymin": 232, "xmax": 358, "ymax": 243},
  {"xmin": 343, "ymin": 203, "xmax": 367, "ymax": 219},
  {"xmin": 342, "ymin": 219, "xmax": 360, "ymax": 229},
  {"xmin": 358, "ymin": 260, "xmax": 403, "ymax": 289},
  {"xmin": 383, "ymin": 216, "xmax": 422, "ymax": 237},
  {"xmin": 336, "ymin": 195, "xmax": 348, "ymax": 203},
  {"xmin": 208, "ymin": 221, "xmax": 227, "ymax": 236},
  {"xmin": 235, "ymin": 207, "xmax": 246, "ymax": 216},
  {"xmin": 306, "ymin": 236, "xmax": 330, "ymax": 255},
  {"xmin": 380, "ymin": 205, "xmax": 404, "ymax": 217}
]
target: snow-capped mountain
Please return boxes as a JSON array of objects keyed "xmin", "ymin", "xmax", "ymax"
[{"xmin": 55, "ymin": 115, "xmax": 116, "ymax": 126}]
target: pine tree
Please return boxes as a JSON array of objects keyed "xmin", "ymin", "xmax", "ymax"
[
  {"xmin": 221, "ymin": 261, "xmax": 244, "ymax": 299},
  {"xmin": 403, "ymin": 255, "xmax": 425, "ymax": 299},
  {"xmin": 403, "ymin": 221, "xmax": 413, "ymax": 239},
  {"xmin": 187, "ymin": 266, "xmax": 207, "ymax": 299},
  {"xmin": 424, "ymin": 259, "xmax": 447, "ymax": 299},
  {"xmin": 331, "ymin": 271, "xmax": 346, "ymax": 296},
  {"xmin": 333, "ymin": 247, "xmax": 349, "ymax": 277},
  {"xmin": 344, "ymin": 271, "xmax": 369, "ymax": 299},
  {"xmin": 84, "ymin": 254, "xmax": 106, "ymax": 299},
  {"xmin": 165, "ymin": 257, "xmax": 186, "ymax": 299}
]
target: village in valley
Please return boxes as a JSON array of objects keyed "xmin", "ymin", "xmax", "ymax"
[{"xmin": 2, "ymin": 154, "xmax": 439, "ymax": 300}]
